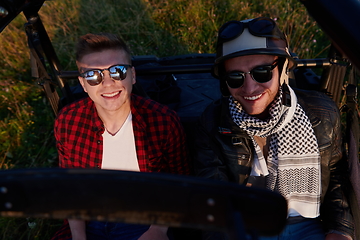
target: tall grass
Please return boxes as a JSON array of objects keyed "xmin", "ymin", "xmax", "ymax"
[{"xmin": 0, "ymin": 0, "xmax": 329, "ymax": 238}]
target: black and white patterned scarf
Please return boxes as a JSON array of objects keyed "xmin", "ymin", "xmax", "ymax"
[{"xmin": 229, "ymin": 86, "xmax": 321, "ymax": 218}]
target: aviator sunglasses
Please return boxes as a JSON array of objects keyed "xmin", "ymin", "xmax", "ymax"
[
  {"xmin": 223, "ymin": 60, "xmax": 279, "ymax": 89},
  {"xmin": 79, "ymin": 64, "xmax": 132, "ymax": 86},
  {"xmin": 218, "ymin": 17, "xmax": 286, "ymax": 44}
]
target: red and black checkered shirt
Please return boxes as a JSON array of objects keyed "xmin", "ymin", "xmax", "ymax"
[{"xmin": 54, "ymin": 94, "xmax": 190, "ymax": 175}]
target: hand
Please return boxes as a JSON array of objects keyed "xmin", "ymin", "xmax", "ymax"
[
  {"xmin": 325, "ymin": 233, "xmax": 352, "ymax": 240},
  {"xmin": 68, "ymin": 219, "xmax": 86, "ymax": 240},
  {"xmin": 138, "ymin": 225, "xmax": 168, "ymax": 240}
]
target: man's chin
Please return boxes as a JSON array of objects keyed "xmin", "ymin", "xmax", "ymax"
[{"xmin": 245, "ymin": 107, "xmax": 269, "ymax": 120}]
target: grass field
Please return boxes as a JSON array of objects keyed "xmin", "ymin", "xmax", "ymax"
[{"xmin": 0, "ymin": 0, "xmax": 332, "ymax": 238}]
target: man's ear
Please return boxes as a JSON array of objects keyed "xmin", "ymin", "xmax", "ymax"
[{"xmin": 78, "ymin": 76, "xmax": 88, "ymax": 93}]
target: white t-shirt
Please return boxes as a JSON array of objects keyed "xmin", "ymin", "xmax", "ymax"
[{"xmin": 101, "ymin": 113, "xmax": 139, "ymax": 171}]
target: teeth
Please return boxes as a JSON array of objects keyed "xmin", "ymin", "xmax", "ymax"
[
  {"xmin": 244, "ymin": 93, "xmax": 262, "ymax": 100},
  {"xmin": 102, "ymin": 91, "xmax": 120, "ymax": 97}
]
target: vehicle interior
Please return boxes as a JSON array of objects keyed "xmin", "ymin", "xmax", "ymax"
[{"xmin": 0, "ymin": 0, "xmax": 359, "ymax": 239}]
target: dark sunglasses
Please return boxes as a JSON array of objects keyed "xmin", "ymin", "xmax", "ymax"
[
  {"xmin": 224, "ymin": 60, "xmax": 279, "ymax": 89},
  {"xmin": 218, "ymin": 17, "xmax": 286, "ymax": 44},
  {"xmin": 79, "ymin": 64, "xmax": 132, "ymax": 86}
]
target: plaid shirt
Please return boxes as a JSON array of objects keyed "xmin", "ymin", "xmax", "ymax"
[{"xmin": 54, "ymin": 94, "xmax": 190, "ymax": 175}]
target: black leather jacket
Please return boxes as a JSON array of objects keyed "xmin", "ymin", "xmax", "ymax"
[{"xmin": 194, "ymin": 88, "xmax": 354, "ymax": 237}]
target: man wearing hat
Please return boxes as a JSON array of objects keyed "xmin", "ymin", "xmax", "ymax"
[{"xmin": 194, "ymin": 17, "xmax": 354, "ymax": 240}]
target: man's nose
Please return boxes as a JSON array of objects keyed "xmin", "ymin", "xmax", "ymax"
[
  {"xmin": 102, "ymin": 71, "xmax": 116, "ymax": 86},
  {"xmin": 241, "ymin": 73, "xmax": 257, "ymax": 92}
]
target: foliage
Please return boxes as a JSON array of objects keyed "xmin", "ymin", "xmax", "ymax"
[
  {"xmin": 146, "ymin": 0, "xmax": 329, "ymax": 58},
  {"xmin": 0, "ymin": 0, "xmax": 331, "ymax": 238},
  {"xmin": 0, "ymin": 80, "xmax": 57, "ymax": 169},
  {"xmin": 0, "ymin": 217, "xmax": 61, "ymax": 240}
]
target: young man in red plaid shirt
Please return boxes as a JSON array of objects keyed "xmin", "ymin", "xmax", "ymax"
[{"xmin": 53, "ymin": 33, "xmax": 190, "ymax": 240}]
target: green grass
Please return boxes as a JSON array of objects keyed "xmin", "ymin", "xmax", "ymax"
[{"xmin": 0, "ymin": 0, "xmax": 332, "ymax": 238}]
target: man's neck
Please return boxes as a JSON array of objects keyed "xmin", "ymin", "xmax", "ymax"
[{"xmin": 97, "ymin": 106, "xmax": 131, "ymax": 135}]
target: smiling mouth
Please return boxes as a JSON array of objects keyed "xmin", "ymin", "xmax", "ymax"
[
  {"xmin": 102, "ymin": 91, "xmax": 120, "ymax": 97},
  {"xmin": 244, "ymin": 93, "xmax": 263, "ymax": 101}
]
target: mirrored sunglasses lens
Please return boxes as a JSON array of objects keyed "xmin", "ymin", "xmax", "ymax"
[
  {"xmin": 84, "ymin": 70, "xmax": 103, "ymax": 85},
  {"xmin": 109, "ymin": 65, "xmax": 127, "ymax": 80},
  {"xmin": 252, "ymin": 68, "xmax": 272, "ymax": 83}
]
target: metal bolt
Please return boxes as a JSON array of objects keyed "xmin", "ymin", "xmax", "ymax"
[
  {"xmin": 0, "ymin": 187, "xmax": 7, "ymax": 194},
  {"xmin": 207, "ymin": 214, "xmax": 215, "ymax": 222},
  {"xmin": 4, "ymin": 202, "xmax": 12, "ymax": 209},
  {"xmin": 207, "ymin": 198, "xmax": 215, "ymax": 206},
  {"xmin": 0, "ymin": 7, "xmax": 9, "ymax": 18}
]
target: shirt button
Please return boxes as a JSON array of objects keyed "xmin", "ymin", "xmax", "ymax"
[
  {"xmin": 96, "ymin": 165, "xmax": 100, "ymax": 168},
  {"xmin": 97, "ymin": 140, "xmax": 101, "ymax": 144}
]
